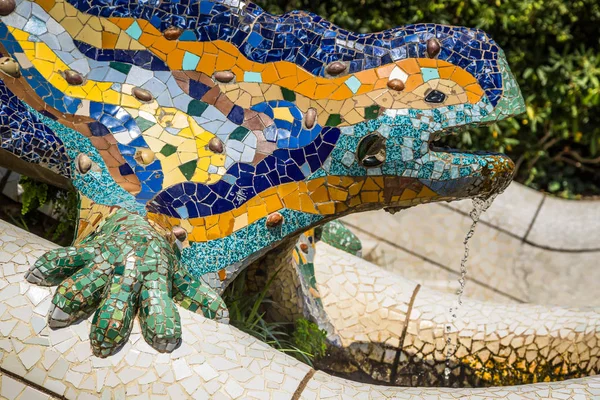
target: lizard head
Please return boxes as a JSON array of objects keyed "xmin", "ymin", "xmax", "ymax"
[{"xmin": 316, "ymin": 28, "xmax": 525, "ymax": 215}]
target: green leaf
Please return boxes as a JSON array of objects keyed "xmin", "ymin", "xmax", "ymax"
[{"xmin": 548, "ymin": 181, "xmax": 561, "ymax": 192}]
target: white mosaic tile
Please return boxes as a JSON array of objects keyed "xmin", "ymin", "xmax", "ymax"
[
  {"xmin": 527, "ymin": 195, "xmax": 600, "ymax": 251},
  {"xmin": 0, "ymin": 373, "xmax": 53, "ymax": 400},
  {"xmin": 447, "ymin": 181, "xmax": 544, "ymax": 239},
  {"xmin": 311, "ymin": 242, "xmax": 600, "ymax": 386},
  {"xmin": 302, "ymin": 371, "xmax": 600, "ymax": 399}
]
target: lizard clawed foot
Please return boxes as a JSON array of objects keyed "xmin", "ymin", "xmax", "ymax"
[{"xmin": 26, "ymin": 208, "xmax": 228, "ymax": 357}]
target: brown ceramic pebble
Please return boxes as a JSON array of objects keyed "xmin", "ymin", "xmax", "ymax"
[
  {"xmin": 132, "ymin": 87, "xmax": 153, "ymax": 102},
  {"xmin": 163, "ymin": 26, "xmax": 183, "ymax": 40},
  {"xmin": 0, "ymin": 0, "xmax": 16, "ymax": 16},
  {"xmin": 214, "ymin": 71, "xmax": 235, "ymax": 83},
  {"xmin": 326, "ymin": 61, "xmax": 346, "ymax": 76},
  {"xmin": 266, "ymin": 212, "xmax": 284, "ymax": 228},
  {"xmin": 387, "ymin": 79, "xmax": 405, "ymax": 91},
  {"xmin": 134, "ymin": 148, "xmax": 155, "ymax": 165},
  {"xmin": 172, "ymin": 226, "xmax": 187, "ymax": 241},
  {"xmin": 427, "ymin": 38, "xmax": 441, "ymax": 58},
  {"xmin": 304, "ymin": 108, "xmax": 317, "ymax": 129},
  {"xmin": 64, "ymin": 70, "xmax": 84, "ymax": 86},
  {"xmin": 299, "ymin": 243, "xmax": 309, "ymax": 253},
  {"xmin": 77, "ymin": 154, "xmax": 92, "ymax": 174},
  {"xmin": 0, "ymin": 57, "xmax": 20, "ymax": 78},
  {"xmin": 208, "ymin": 137, "xmax": 224, "ymax": 154}
]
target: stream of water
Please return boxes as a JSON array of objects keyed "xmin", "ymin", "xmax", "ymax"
[{"xmin": 444, "ymin": 194, "xmax": 498, "ymax": 385}]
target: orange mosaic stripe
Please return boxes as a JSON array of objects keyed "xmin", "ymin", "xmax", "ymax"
[
  {"xmin": 148, "ymin": 176, "xmax": 439, "ymax": 243},
  {"xmin": 109, "ymin": 17, "xmax": 484, "ymax": 102},
  {"xmin": 33, "ymin": 0, "xmax": 484, "ymax": 103}
]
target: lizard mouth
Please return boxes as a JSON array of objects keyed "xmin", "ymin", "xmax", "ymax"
[
  {"xmin": 427, "ymin": 125, "xmax": 493, "ymax": 157},
  {"xmin": 377, "ymin": 119, "xmax": 516, "ymax": 216},
  {"xmin": 434, "ymin": 124, "xmax": 515, "ymax": 194},
  {"xmin": 442, "ymin": 144, "xmax": 513, "ymax": 193},
  {"xmin": 386, "ymin": 49, "xmax": 524, "ymax": 205}
]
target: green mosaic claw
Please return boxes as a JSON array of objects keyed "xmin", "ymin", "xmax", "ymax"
[
  {"xmin": 138, "ymin": 255, "xmax": 182, "ymax": 353},
  {"xmin": 173, "ymin": 268, "xmax": 229, "ymax": 321},
  {"xmin": 90, "ymin": 269, "xmax": 140, "ymax": 357},
  {"xmin": 27, "ymin": 207, "xmax": 227, "ymax": 357},
  {"xmin": 26, "ymin": 246, "xmax": 96, "ymax": 286},
  {"xmin": 319, "ymin": 220, "xmax": 363, "ymax": 256},
  {"xmin": 46, "ymin": 262, "xmax": 112, "ymax": 328}
]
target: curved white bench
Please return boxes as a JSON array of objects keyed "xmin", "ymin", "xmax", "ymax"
[
  {"xmin": 313, "ymin": 242, "xmax": 600, "ymax": 386},
  {"xmin": 446, "ymin": 182, "xmax": 600, "ymax": 251},
  {"xmin": 2, "ymin": 213, "xmax": 600, "ymax": 398}
]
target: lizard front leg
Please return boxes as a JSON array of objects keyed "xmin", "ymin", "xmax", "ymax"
[{"xmin": 26, "ymin": 207, "xmax": 228, "ymax": 357}]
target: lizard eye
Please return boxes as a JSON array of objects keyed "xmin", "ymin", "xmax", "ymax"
[
  {"xmin": 357, "ymin": 134, "xmax": 386, "ymax": 168},
  {"xmin": 424, "ymin": 89, "xmax": 446, "ymax": 104}
]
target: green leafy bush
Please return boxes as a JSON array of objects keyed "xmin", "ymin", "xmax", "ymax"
[
  {"xmin": 18, "ymin": 176, "xmax": 77, "ymax": 241},
  {"xmin": 292, "ymin": 318, "xmax": 327, "ymax": 360},
  {"xmin": 258, "ymin": 0, "xmax": 600, "ymax": 198}
]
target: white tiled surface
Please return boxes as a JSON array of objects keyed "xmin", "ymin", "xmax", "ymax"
[
  {"xmin": 343, "ymin": 189, "xmax": 600, "ymax": 307},
  {"xmin": 0, "ymin": 374, "xmax": 54, "ymax": 400},
  {"xmin": 344, "ymin": 205, "xmax": 535, "ymax": 303},
  {"xmin": 446, "ymin": 181, "xmax": 600, "ymax": 251},
  {"xmin": 0, "ymin": 219, "xmax": 311, "ymax": 399},
  {"xmin": 315, "ymin": 242, "xmax": 600, "ymax": 386},
  {"xmin": 528, "ymin": 195, "xmax": 600, "ymax": 250},
  {"xmin": 302, "ymin": 370, "xmax": 600, "ymax": 399},
  {"xmin": 358, "ymin": 233, "xmax": 519, "ymax": 304},
  {"xmin": 315, "ymin": 243, "xmax": 416, "ymax": 349}
]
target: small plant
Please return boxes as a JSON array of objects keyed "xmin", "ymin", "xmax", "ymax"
[
  {"xmin": 223, "ymin": 268, "xmax": 328, "ymax": 366},
  {"xmin": 292, "ymin": 318, "xmax": 327, "ymax": 360},
  {"xmin": 19, "ymin": 176, "xmax": 49, "ymax": 215},
  {"xmin": 18, "ymin": 176, "xmax": 78, "ymax": 241}
]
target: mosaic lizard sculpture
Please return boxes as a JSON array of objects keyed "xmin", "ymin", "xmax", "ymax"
[{"xmin": 0, "ymin": 0, "xmax": 524, "ymax": 357}]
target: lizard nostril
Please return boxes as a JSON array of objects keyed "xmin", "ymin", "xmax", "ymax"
[
  {"xmin": 357, "ymin": 133, "xmax": 386, "ymax": 168},
  {"xmin": 425, "ymin": 89, "xmax": 446, "ymax": 104}
]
